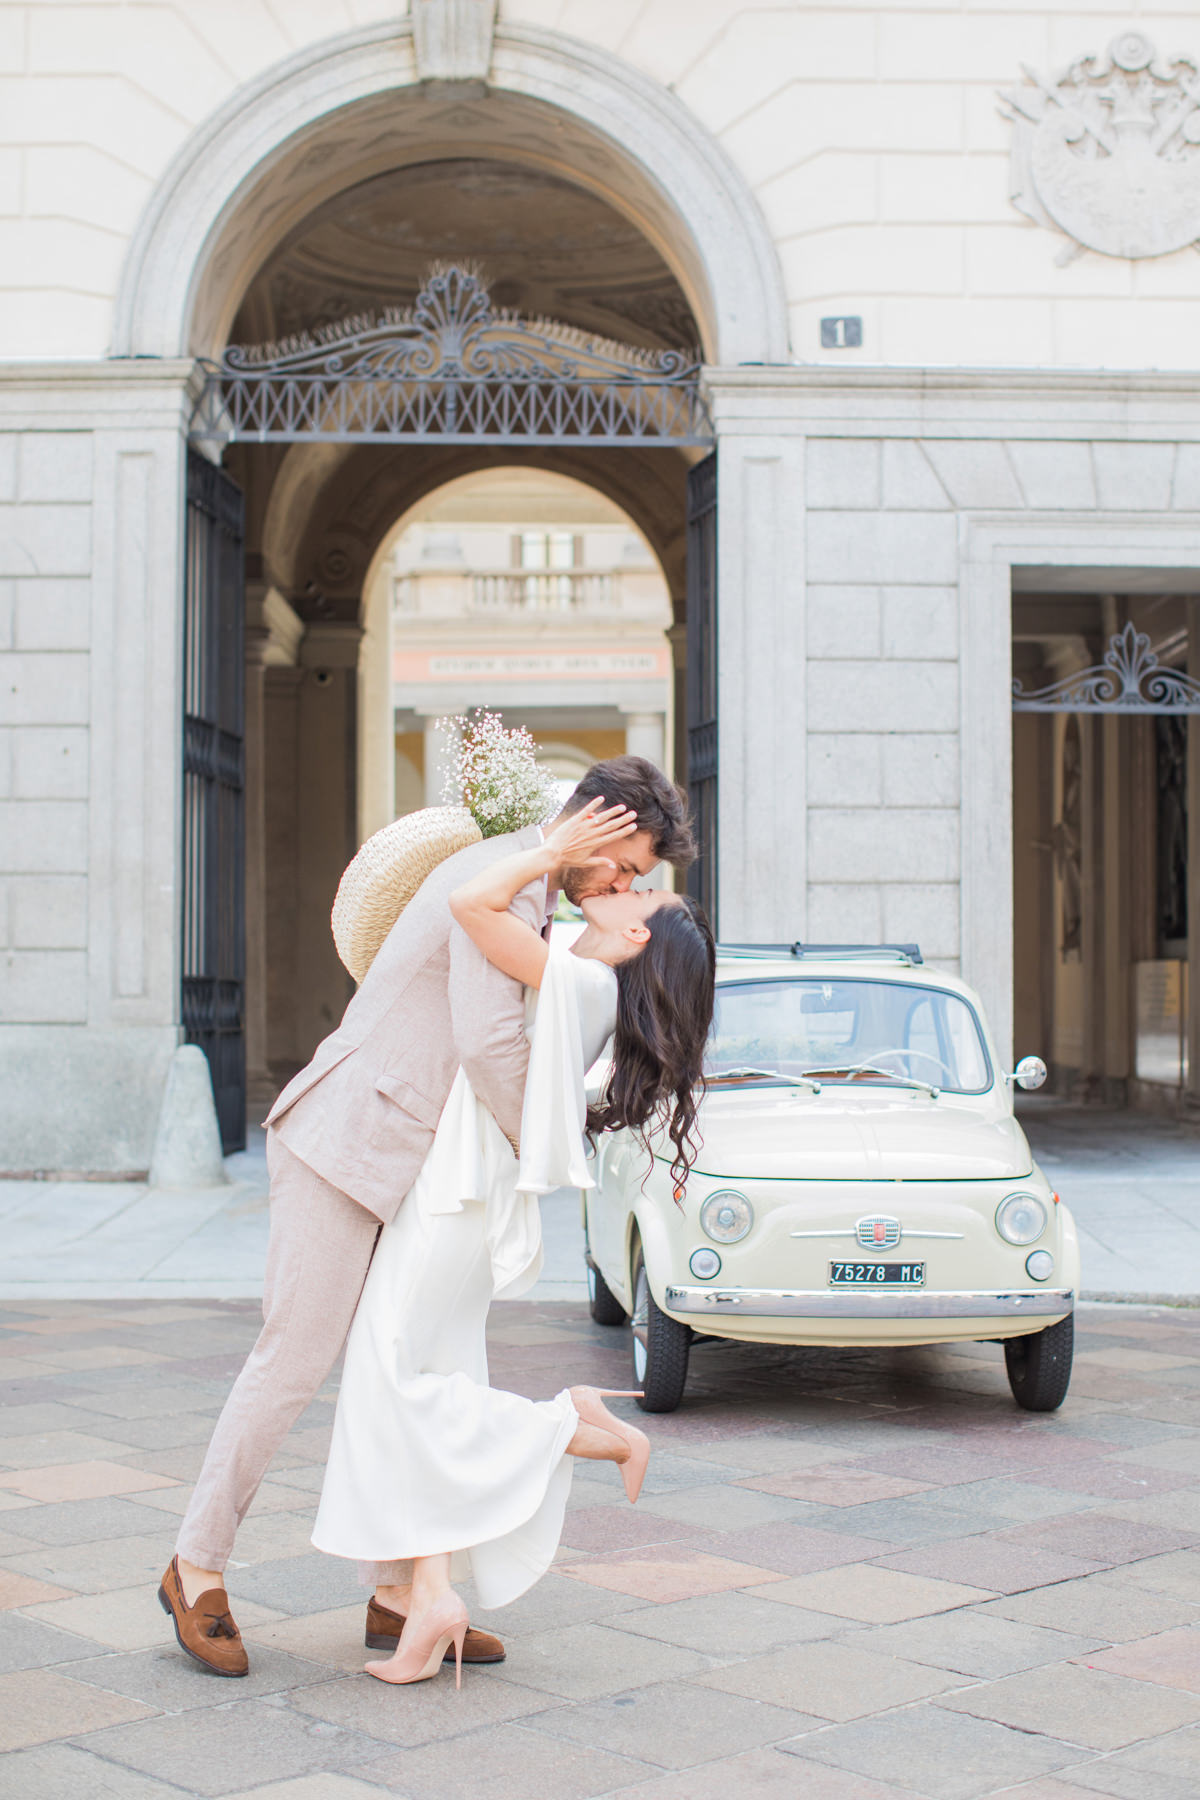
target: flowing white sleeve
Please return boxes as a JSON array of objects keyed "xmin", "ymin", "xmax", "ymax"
[{"xmin": 515, "ymin": 948, "xmax": 616, "ymax": 1198}]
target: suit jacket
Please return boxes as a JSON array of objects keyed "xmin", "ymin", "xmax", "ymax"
[{"xmin": 265, "ymin": 824, "xmax": 546, "ymax": 1223}]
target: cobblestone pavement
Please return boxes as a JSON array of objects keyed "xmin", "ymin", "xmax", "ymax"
[{"xmin": 3, "ymin": 1298, "xmax": 1200, "ymax": 1798}]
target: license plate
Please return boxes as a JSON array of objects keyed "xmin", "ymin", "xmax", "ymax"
[{"xmin": 829, "ymin": 1261, "xmax": 925, "ymax": 1286}]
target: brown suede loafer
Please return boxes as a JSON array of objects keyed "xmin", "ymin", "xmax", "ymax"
[
  {"xmin": 365, "ymin": 1596, "xmax": 505, "ymax": 1664},
  {"xmin": 159, "ymin": 1556, "xmax": 249, "ymax": 1677}
]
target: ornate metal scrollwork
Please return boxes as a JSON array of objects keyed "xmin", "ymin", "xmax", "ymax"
[
  {"xmin": 1012, "ymin": 621, "xmax": 1200, "ymax": 714},
  {"xmin": 190, "ymin": 263, "xmax": 711, "ymax": 448}
]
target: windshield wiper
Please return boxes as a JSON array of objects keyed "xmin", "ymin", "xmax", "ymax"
[
  {"xmin": 710, "ymin": 1066, "xmax": 822, "ymax": 1093},
  {"xmin": 799, "ymin": 1066, "xmax": 940, "ymax": 1098}
]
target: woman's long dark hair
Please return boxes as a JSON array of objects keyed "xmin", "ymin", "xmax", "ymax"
[{"xmin": 586, "ymin": 895, "xmax": 716, "ymax": 1192}]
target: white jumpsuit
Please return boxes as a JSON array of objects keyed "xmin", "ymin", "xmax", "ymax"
[{"xmin": 312, "ymin": 945, "xmax": 618, "ymax": 1610}]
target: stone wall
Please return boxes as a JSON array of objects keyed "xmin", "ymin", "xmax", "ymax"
[{"xmin": 3, "ymin": 4, "xmax": 1200, "ymax": 366}]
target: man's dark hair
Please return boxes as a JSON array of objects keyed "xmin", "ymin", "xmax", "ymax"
[{"xmin": 565, "ymin": 756, "xmax": 696, "ymax": 868}]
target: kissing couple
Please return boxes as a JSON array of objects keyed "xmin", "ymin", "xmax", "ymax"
[{"xmin": 159, "ymin": 756, "xmax": 715, "ymax": 1686}]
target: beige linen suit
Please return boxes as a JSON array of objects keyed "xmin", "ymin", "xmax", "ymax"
[{"xmin": 175, "ymin": 826, "xmax": 546, "ymax": 1574}]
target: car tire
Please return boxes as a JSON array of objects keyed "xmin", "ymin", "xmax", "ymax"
[
  {"xmin": 1004, "ymin": 1312, "xmax": 1074, "ymax": 1412},
  {"xmin": 587, "ymin": 1258, "xmax": 627, "ymax": 1326},
  {"xmin": 630, "ymin": 1248, "xmax": 690, "ymax": 1413}
]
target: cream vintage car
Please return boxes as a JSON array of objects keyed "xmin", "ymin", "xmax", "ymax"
[{"xmin": 583, "ymin": 944, "xmax": 1078, "ymax": 1414}]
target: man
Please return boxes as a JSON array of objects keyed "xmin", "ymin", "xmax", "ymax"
[{"xmin": 160, "ymin": 756, "xmax": 694, "ymax": 1676}]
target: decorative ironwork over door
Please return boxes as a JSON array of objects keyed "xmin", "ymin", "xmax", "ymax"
[
  {"xmin": 686, "ymin": 452, "xmax": 718, "ymax": 923},
  {"xmin": 182, "ymin": 451, "xmax": 246, "ymax": 1154},
  {"xmin": 190, "ymin": 264, "xmax": 712, "ymax": 450},
  {"xmin": 1013, "ymin": 623, "xmax": 1200, "ymax": 714}
]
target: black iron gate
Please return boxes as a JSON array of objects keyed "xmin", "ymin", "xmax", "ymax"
[
  {"xmin": 182, "ymin": 450, "xmax": 246, "ymax": 1153},
  {"xmin": 686, "ymin": 452, "xmax": 718, "ymax": 924}
]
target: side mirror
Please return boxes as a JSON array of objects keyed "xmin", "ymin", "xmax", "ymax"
[{"xmin": 1007, "ymin": 1055, "xmax": 1047, "ymax": 1091}]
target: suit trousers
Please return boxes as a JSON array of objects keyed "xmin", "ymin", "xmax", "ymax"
[{"xmin": 175, "ymin": 1133, "xmax": 411, "ymax": 1587}]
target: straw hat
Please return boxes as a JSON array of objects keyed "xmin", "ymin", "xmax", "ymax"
[{"xmin": 331, "ymin": 805, "xmax": 483, "ymax": 984}]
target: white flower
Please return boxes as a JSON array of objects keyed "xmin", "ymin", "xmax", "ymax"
[{"xmin": 437, "ymin": 710, "xmax": 559, "ymax": 838}]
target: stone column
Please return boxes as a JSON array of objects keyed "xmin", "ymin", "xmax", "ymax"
[
  {"xmin": 622, "ymin": 711, "xmax": 666, "ymax": 770},
  {"xmin": 423, "ymin": 713, "xmax": 456, "ymax": 806},
  {"xmin": 704, "ymin": 406, "xmax": 807, "ymax": 942}
]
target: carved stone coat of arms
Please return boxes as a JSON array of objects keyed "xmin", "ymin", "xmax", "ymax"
[{"xmin": 1000, "ymin": 32, "xmax": 1200, "ymax": 259}]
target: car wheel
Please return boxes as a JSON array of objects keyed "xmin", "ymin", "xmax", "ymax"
[
  {"xmin": 630, "ymin": 1248, "xmax": 690, "ymax": 1413},
  {"xmin": 1004, "ymin": 1312, "xmax": 1074, "ymax": 1412},
  {"xmin": 587, "ymin": 1257, "xmax": 627, "ymax": 1326}
]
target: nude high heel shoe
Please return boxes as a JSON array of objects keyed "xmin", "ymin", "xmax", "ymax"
[
  {"xmin": 364, "ymin": 1593, "xmax": 470, "ymax": 1689},
  {"xmin": 571, "ymin": 1387, "xmax": 651, "ymax": 1504}
]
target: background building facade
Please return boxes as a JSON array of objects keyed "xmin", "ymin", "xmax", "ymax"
[{"xmin": 1, "ymin": 1, "xmax": 1198, "ymax": 1173}]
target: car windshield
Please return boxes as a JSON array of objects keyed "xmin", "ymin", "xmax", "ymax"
[{"xmin": 706, "ymin": 978, "xmax": 992, "ymax": 1094}]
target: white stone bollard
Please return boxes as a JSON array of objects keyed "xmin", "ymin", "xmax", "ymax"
[{"xmin": 149, "ymin": 1046, "xmax": 229, "ymax": 1190}]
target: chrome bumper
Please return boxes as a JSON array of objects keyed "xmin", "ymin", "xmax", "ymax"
[{"xmin": 663, "ymin": 1285, "xmax": 1074, "ymax": 1321}]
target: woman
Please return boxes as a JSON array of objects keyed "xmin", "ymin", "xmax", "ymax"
[{"xmin": 312, "ymin": 800, "xmax": 715, "ymax": 1688}]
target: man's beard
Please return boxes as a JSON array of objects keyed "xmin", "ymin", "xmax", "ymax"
[{"xmin": 560, "ymin": 865, "xmax": 605, "ymax": 907}]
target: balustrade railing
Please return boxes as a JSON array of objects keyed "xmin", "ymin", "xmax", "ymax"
[{"xmin": 394, "ymin": 569, "xmax": 618, "ymax": 615}]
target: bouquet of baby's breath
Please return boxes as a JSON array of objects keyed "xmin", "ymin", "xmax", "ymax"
[{"xmin": 437, "ymin": 710, "xmax": 559, "ymax": 839}]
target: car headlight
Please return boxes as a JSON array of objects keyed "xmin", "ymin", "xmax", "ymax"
[
  {"xmin": 700, "ymin": 1190, "xmax": 753, "ymax": 1243},
  {"xmin": 996, "ymin": 1192, "xmax": 1047, "ymax": 1246}
]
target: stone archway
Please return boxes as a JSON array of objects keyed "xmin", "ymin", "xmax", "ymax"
[{"xmin": 113, "ymin": 20, "xmax": 788, "ymax": 368}]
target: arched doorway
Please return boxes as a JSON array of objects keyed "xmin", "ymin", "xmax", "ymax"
[{"xmin": 122, "ymin": 21, "xmax": 788, "ymax": 1149}]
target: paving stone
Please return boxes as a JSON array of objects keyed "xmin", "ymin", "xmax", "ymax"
[
  {"xmin": 223, "ymin": 1780, "xmax": 390, "ymax": 1800},
  {"xmin": 851, "ymin": 1610, "xmax": 1105, "ymax": 1678},
  {"xmin": 786, "ymin": 1702, "xmax": 1084, "ymax": 1799},
  {"xmin": 700, "ymin": 1520, "xmax": 903, "ymax": 1577},
  {"xmin": 0, "ymin": 1665, "xmax": 155, "ymax": 1751},
  {"xmin": 1081, "ymin": 1625, "xmax": 1200, "ymax": 1693},
  {"xmin": 558, "ymin": 1504, "xmax": 701, "ymax": 1552},
  {"xmin": 355, "ymin": 1720, "xmax": 652, "ymax": 1798},
  {"xmin": 0, "ymin": 1460, "xmax": 179, "ymax": 1503},
  {"xmin": 14, "ymin": 1495, "xmax": 180, "ymax": 1547},
  {"xmin": 963, "ymin": 1778, "xmax": 1118, "ymax": 1799},
  {"xmin": 557, "ymin": 1544, "xmax": 785, "ymax": 1604},
  {"xmin": 698, "ymin": 1638, "xmax": 964, "ymax": 1720},
  {"xmin": 29, "ymin": 1582, "xmax": 284, "ymax": 1651},
  {"xmin": 1098, "ymin": 1548, "xmax": 1200, "ymax": 1602},
  {"xmin": 874, "ymin": 1536, "xmax": 1103, "ymax": 1593},
  {"xmin": 484, "ymin": 1619, "xmax": 711, "ymax": 1699},
  {"xmin": 737, "ymin": 1465, "xmax": 933, "ymax": 1506},
  {"xmin": 804, "ymin": 1496, "xmax": 1007, "ymax": 1546},
  {"xmin": 472, "ymin": 1568, "xmax": 643, "ymax": 1637},
  {"xmin": 224, "ymin": 1555, "xmax": 370, "ymax": 1617},
  {"xmin": 524, "ymin": 1678, "xmax": 823, "ymax": 1769},
  {"xmin": 245, "ymin": 1603, "xmax": 397, "ymax": 1676},
  {"xmin": 627, "ymin": 1481, "xmax": 817, "ymax": 1532},
  {"xmin": 609, "ymin": 1589, "xmax": 850, "ymax": 1656},
  {"xmin": 1052, "ymin": 1722, "xmax": 1200, "ymax": 1800},
  {"xmin": 937, "ymin": 1661, "xmax": 1200, "ymax": 1750},
  {"xmin": 983, "ymin": 1573, "xmax": 1200, "ymax": 1641},
  {"xmin": 1022, "ymin": 1459, "xmax": 1199, "ymax": 1501},
  {"xmin": 0, "ymin": 1610, "xmax": 109, "ymax": 1671},
  {"xmin": 79, "ymin": 1700, "xmax": 391, "ymax": 1796},
  {"xmin": 82, "ymin": 1412, "xmax": 225, "ymax": 1451},
  {"xmin": 0, "ymin": 1741, "xmax": 188, "ymax": 1799},
  {"xmin": 66, "ymin": 1641, "xmax": 337, "ymax": 1710},
  {"xmin": 992, "ymin": 1512, "xmax": 1197, "ymax": 1568},
  {"xmin": 598, "ymin": 1744, "xmax": 916, "ymax": 1798},
  {"xmin": 920, "ymin": 1477, "xmax": 1113, "ymax": 1524},
  {"xmin": 287, "ymin": 1665, "xmax": 553, "ymax": 1746},
  {"xmin": 4, "ymin": 1534, "xmax": 179, "ymax": 1595},
  {"xmin": 0, "ymin": 1568, "xmax": 74, "ymax": 1606},
  {"xmin": 748, "ymin": 1565, "xmax": 994, "ymax": 1623},
  {"xmin": 0, "ymin": 1430, "xmax": 143, "ymax": 1467}
]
